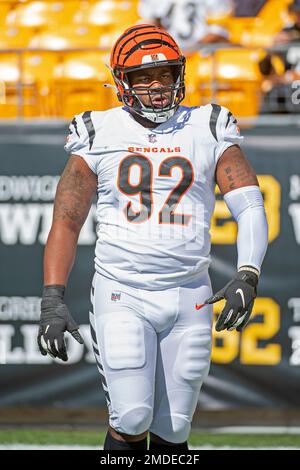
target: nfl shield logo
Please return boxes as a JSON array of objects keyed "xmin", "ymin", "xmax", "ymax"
[
  {"xmin": 111, "ymin": 292, "xmax": 121, "ymax": 302},
  {"xmin": 148, "ymin": 134, "xmax": 157, "ymax": 143}
]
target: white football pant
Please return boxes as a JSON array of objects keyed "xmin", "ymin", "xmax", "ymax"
[{"xmin": 89, "ymin": 271, "xmax": 213, "ymax": 443}]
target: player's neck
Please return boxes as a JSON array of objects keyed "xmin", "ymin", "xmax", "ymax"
[{"xmin": 129, "ymin": 110, "xmax": 160, "ymax": 129}]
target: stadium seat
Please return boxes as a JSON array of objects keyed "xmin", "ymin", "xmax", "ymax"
[
  {"xmin": 229, "ymin": 0, "xmax": 294, "ymax": 47},
  {"xmin": 73, "ymin": 0, "xmax": 139, "ymax": 30},
  {"xmin": 29, "ymin": 26, "xmax": 105, "ymax": 49},
  {"xmin": 97, "ymin": 28, "xmax": 125, "ymax": 48},
  {"xmin": 0, "ymin": 52, "xmax": 44, "ymax": 118},
  {"xmin": 1, "ymin": 0, "xmax": 284, "ymax": 119},
  {"xmin": 23, "ymin": 51, "xmax": 61, "ymax": 116},
  {"xmin": 229, "ymin": 18, "xmax": 276, "ymax": 48},
  {"xmin": 206, "ymin": 3, "xmax": 234, "ymax": 32},
  {"xmin": 52, "ymin": 51, "xmax": 119, "ymax": 118},
  {"xmin": 258, "ymin": 0, "xmax": 293, "ymax": 21},
  {"xmin": 7, "ymin": 1, "xmax": 81, "ymax": 30},
  {"xmin": 28, "ymin": 25, "xmax": 129, "ymax": 58},
  {"xmin": 0, "ymin": 26, "xmax": 33, "ymax": 49},
  {"xmin": 185, "ymin": 48, "xmax": 264, "ymax": 118},
  {"xmin": 0, "ymin": 3, "xmax": 11, "ymax": 27}
]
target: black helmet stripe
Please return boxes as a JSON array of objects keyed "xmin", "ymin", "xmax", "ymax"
[
  {"xmin": 123, "ymin": 39, "xmax": 179, "ymax": 66},
  {"xmin": 112, "ymin": 25, "xmax": 153, "ymax": 61},
  {"xmin": 117, "ymin": 30, "xmax": 178, "ymax": 65}
]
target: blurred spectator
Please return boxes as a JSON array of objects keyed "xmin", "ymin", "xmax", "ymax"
[
  {"xmin": 138, "ymin": 0, "xmax": 233, "ymax": 52},
  {"xmin": 262, "ymin": 0, "xmax": 300, "ymax": 77},
  {"xmin": 274, "ymin": 0, "xmax": 300, "ymax": 45},
  {"xmin": 259, "ymin": 1, "xmax": 300, "ymax": 113},
  {"xmin": 234, "ymin": 0, "xmax": 267, "ymax": 17}
]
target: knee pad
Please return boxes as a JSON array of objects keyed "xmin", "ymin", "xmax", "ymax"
[
  {"xmin": 104, "ymin": 313, "xmax": 146, "ymax": 370},
  {"xmin": 174, "ymin": 327, "xmax": 211, "ymax": 384},
  {"xmin": 114, "ymin": 405, "xmax": 153, "ymax": 436},
  {"xmin": 170, "ymin": 415, "xmax": 191, "ymax": 443},
  {"xmin": 152, "ymin": 414, "xmax": 191, "ymax": 444}
]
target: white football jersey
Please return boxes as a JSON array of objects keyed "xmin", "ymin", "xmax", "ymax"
[
  {"xmin": 138, "ymin": 0, "xmax": 233, "ymax": 51},
  {"xmin": 65, "ymin": 104, "xmax": 242, "ymax": 290}
]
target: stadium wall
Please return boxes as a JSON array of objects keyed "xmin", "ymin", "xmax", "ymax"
[{"xmin": 0, "ymin": 120, "xmax": 299, "ymax": 410}]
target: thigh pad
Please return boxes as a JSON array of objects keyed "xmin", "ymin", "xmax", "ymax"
[{"xmin": 104, "ymin": 313, "xmax": 146, "ymax": 370}]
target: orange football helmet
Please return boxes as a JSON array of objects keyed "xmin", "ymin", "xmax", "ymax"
[{"xmin": 110, "ymin": 24, "xmax": 186, "ymax": 123}]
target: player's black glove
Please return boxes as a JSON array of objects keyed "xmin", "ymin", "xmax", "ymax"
[
  {"xmin": 37, "ymin": 285, "xmax": 84, "ymax": 361},
  {"xmin": 205, "ymin": 267, "xmax": 259, "ymax": 332}
]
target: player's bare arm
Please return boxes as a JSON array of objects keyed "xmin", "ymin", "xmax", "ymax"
[
  {"xmin": 215, "ymin": 144, "xmax": 258, "ymax": 194},
  {"xmin": 53, "ymin": 156, "xmax": 96, "ymax": 225},
  {"xmin": 205, "ymin": 144, "xmax": 268, "ymax": 332},
  {"xmin": 44, "ymin": 155, "xmax": 97, "ymax": 285},
  {"xmin": 38, "ymin": 156, "xmax": 97, "ymax": 362}
]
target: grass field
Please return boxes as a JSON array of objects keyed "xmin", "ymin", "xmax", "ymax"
[{"xmin": 0, "ymin": 429, "xmax": 299, "ymax": 448}]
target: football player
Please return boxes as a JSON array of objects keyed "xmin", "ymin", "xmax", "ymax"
[
  {"xmin": 37, "ymin": 25, "xmax": 268, "ymax": 452},
  {"xmin": 138, "ymin": 0, "xmax": 233, "ymax": 51}
]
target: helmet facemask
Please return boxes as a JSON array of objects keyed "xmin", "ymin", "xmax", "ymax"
[{"xmin": 121, "ymin": 61, "xmax": 185, "ymax": 123}]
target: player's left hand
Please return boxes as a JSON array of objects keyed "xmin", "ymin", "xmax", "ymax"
[{"xmin": 205, "ymin": 267, "xmax": 259, "ymax": 332}]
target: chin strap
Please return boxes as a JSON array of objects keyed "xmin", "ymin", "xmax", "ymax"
[{"xmin": 141, "ymin": 107, "xmax": 177, "ymax": 123}]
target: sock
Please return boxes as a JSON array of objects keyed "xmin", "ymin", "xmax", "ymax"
[
  {"xmin": 104, "ymin": 431, "xmax": 147, "ymax": 451},
  {"xmin": 149, "ymin": 440, "xmax": 189, "ymax": 453}
]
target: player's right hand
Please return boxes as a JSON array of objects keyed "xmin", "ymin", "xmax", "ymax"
[{"xmin": 37, "ymin": 285, "xmax": 84, "ymax": 362}]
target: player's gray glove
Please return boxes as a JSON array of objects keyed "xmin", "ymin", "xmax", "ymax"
[
  {"xmin": 205, "ymin": 267, "xmax": 259, "ymax": 332},
  {"xmin": 37, "ymin": 285, "xmax": 83, "ymax": 361}
]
